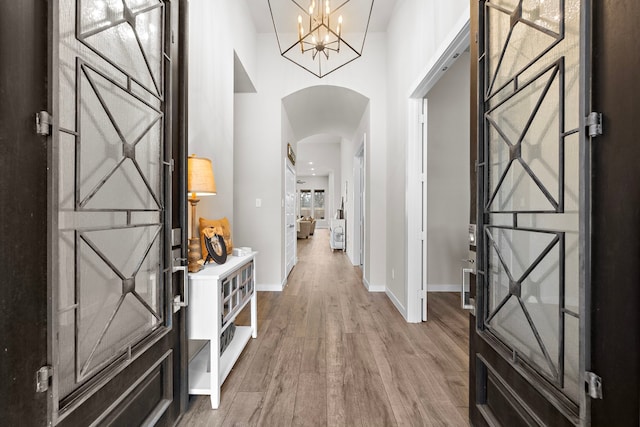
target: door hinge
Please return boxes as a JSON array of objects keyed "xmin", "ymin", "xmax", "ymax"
[
  {"xmin": 419, "ymin": 231, "xmax": 426, "ymax": 241},
  {"xmin": 419, "ymin": 114, "xmax": 425, "ymax": 124},
  {"xmin": 163, "ymin": 158, "xmax": 175, "ymax": 172},
  {"xmin": 36, "ymin": 111, "xmax": 52, "ymax": 136},
  {"xmin": 36, "ymin": 366, "xmax": 53, "ymax": 393},
  {"xmin": 586, "ymin": 112, "xmax": 603, "ymax": 138},
  {"xmin": 585, "ymin": 371, "xmax": 603, "ymax": 399},
  {"xmin": 419, "ymin": 173, "xmax": 425, "ymax": 182},
  {"xmin": 418, "ymin": 289, "xmax": 427, "ymax": 300}
]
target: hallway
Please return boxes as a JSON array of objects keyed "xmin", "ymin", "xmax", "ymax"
[{"xmin": 178, "ymin": 230, "xmax": 469, "ymax": 426}]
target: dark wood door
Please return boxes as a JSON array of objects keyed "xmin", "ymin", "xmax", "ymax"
[
  {"xmin": 1, "ymin": 1, "xmax": 189, "ymax": 425},
  {"xmin": 590, "ymin": 0, "xmax": 640, "ymax": 423},
  {"xmin": 470, "ymin": 0, "xmax": 590, "ymax": 425},
  {"xmin": 0, "ymin": 1, "xmax": 49, "ymax": 425},
  {"xmin": 51, "ymin": 0, "xmax": 188, "ymax": 425}
]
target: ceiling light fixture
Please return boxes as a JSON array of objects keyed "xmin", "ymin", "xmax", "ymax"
[{"xmin": 268, "ymin": 0, "xmax": 374, "ymax": 78}]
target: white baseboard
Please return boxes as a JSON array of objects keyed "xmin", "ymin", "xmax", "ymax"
[
  {"xmin": 363, "ymin": 277, "xmax": 385, "ymax": 292},
  {"xmin": 386, "ymin": 289, "xmax": 408, "ymax": 320},
  {"xmin": 427, "ymin": 284, "xmax": 462, "ymax": 292},
  {"xmin": 257, "ymin": 282, "xmax": 285, "ymax": 292}
]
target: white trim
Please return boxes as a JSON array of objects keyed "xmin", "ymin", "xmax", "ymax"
[
  {"xmin": 257, "ymin": 282, "xmax": 285, "ymax": 292},
  {"xmin": 353, "ymin": 140, "xmax": 366, "ymax": 274},
  {"xmin": 385, "ymin": 289, "xmax": 408, "ymax": 321},
  {"xmin": 409, "ymin": 8, "xmax": 471, "ymax": 98},
  {"xmin": 405, "ymin": 98, "xmax": 424, "ymax": 323},
  {"xmin": 405, "ymin": 10, "xmax": 471, "ymax": 324},
  {"xmin": 284, "ymin": 161, "xmax": 297, "ymax": 280},
  {"xmin": 363, "ymin": 277, "xmax": 384, "ymax": 292},
  {"xmin": 428, "ymin": 284, "xmax": 462, "ymax": 292}
]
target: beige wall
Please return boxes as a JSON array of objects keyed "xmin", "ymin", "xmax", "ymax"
[{"xmin": 426, "ymin": 52, "xmax": 471, "ymax": 288}]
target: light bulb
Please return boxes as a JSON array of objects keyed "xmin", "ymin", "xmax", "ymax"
[
  {"xmin": 312, "ymin": 35, "xmax": 316, "ymax": 44},
  {"xmin": 298, "ymin": 15, "xmax": 302, "ymax": 24},
  {"xmin": 325, "ymin": 34, "xmax": 329, "ymax": 43},
  {"xmin": 338, "ymin": 15, "xmax": 343, "ymax": 24}
]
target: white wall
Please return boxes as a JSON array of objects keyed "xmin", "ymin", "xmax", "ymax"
[
  {"xmin": 385, "ymin": 0, "xmax": 469, "ymax": 316},
  {"xmin": 342, "ymin": 105, "xmax": 371, "ymax": 279},
  {"xmin": 188, "ymin": 0, "xmax": 256, "ymax": 233},
  {"xmin": 234, "ymin": 31, "xmax": 387, "ymax": 289},
  {"xmin": 426, "ymin": 52, "xmax": 471, "ymax": 289}
]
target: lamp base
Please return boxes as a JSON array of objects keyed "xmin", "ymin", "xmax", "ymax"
[{"xmin": 188, "ymin": 237, "xmax": 203, "ymax": 273}]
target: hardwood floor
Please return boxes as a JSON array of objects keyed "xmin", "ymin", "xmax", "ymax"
[{"xmin": 178, "ymin": 229, "xmax": 470, "ymax": 426}]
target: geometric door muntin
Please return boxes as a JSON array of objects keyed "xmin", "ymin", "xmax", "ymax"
[
  {"xmin": 77, "ymin": 0, "xmax": 164, "ymax": 100},
  {"xmin": 55, "ymin": 0, "xmax": 167, "ymax": 405},
  {"xmin": 77, "ymin": 59, "xmax": 163, "ymax": 211},
  {"xmin": 485, "ymin": 225, "xmax": 565, "ymax": 385},
  {"xmin": 480, "ymin": 0, "xmax": 582, "ymax": 405}
]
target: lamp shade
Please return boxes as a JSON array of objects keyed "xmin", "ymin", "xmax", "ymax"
[{"xmin": 187, "ymin": 155, "xmax": 216, "ymax": 196}]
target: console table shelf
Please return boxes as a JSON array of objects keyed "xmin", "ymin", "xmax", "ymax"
[{"xmin": 187, "ymin": 252, "xmax": 257, "ymax": 409}]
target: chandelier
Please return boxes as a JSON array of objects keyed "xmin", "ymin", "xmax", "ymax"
[{"xmin": 268, "ymin": 0, "xmax": 375, "ymax": 78}]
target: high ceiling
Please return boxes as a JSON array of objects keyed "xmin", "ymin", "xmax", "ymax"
[
  {"xmin": 246, "ymin": 0, "xmax": 398, "ymax": 34},
  {"xmin": 246, "ymin": 1, "xmax": 388, "ymax": 179}
]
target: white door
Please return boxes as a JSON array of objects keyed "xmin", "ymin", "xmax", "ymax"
[{"xmin": 285, "ymin": 162, "xmax": 296, "ymax": 277}]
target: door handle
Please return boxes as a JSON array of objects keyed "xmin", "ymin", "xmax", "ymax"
[
  {"xmin": 172, "ymin": 260, "xmax": 188, "ymax": 312},
  {"xmin": 461, "ymin": 268, "xmax": 475, "ymax": 312}
]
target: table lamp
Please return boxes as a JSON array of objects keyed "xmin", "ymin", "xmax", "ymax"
[{"xmin": 187, "ymin": 154, "xmax": 216, "ymax": 272}]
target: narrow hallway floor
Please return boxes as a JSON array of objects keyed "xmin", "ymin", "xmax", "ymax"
[{"xmin": 178, "ymin": 229, "xmax": 469, "ymax": 426}]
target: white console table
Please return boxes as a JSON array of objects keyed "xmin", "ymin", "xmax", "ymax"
[{"xmin": 187, "ymin": 252, "xmax": 258, "ymax": 409}]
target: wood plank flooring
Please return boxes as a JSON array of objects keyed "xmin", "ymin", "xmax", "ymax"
[{"xmin": 178, "ymin": 229, "xmax": 470, "ymax": 426}]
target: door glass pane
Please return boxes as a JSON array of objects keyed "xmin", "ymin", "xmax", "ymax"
[
  {"xmin": 56, "ymin": 0, "xmax": 165, "ymax": 400},
  {"xmin": 482, "ymin": 0, "xmax": 582, "ymax": 403}
]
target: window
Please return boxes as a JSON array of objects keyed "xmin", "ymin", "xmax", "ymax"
[
  {"xmin": 300, "ymin": 190, "xmax": 311, "ymax": 218},
  {"xmin": 313, "ymin": 190, "xmax": 325, "ymax": 219},
  {"xmin": 299, "ymin": 189, "xmax": 326, "ymax": 219}
]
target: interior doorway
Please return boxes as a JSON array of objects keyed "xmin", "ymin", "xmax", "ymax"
[
  {"xmin": 423, "ymin": 51, "xmax": 471, "ymax": 315},
  {"xmin": 353, "ymin": 142, "xmax": 366, "ymax": 269},
  {"xmin": 280, "ymin": 85, "xmax": 372, "ymax": 289},
  {"xmin": 405, "ymin": 19, "xmax": 470, "ymax": 323},
  {"xmin": 285, "ymin": 161, "xmax": 296, "ymax": 278}
]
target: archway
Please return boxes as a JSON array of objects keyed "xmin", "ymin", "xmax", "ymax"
[{"xmin": 281, "ymin": 85, "xmax": 370, "ymax": 283}]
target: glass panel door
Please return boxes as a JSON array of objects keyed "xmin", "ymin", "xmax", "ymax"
[
  {"xmin": 480, "ymin": 0, "xmax": 583, "ymax": 404},
  {"xmin": 54, "ymin": 0, "xmax": 167, "ymax": 407}
]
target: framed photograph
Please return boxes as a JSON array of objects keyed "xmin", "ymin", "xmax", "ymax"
[
  {"xmin": 204, "ymin": 230, "xmax": 228, "ymax": 264},
  {"xmin": 287, "ymin": 143, "xmax": 296, "ymax": 165}
]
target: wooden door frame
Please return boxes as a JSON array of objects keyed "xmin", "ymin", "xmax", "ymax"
[
  {"xmin": 590, "ymin": 0, "xmax": 640, "ymax": 423},
  {"xmin": 0, "ymin": 1, "xmax": 50, "ymax": 425}
]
